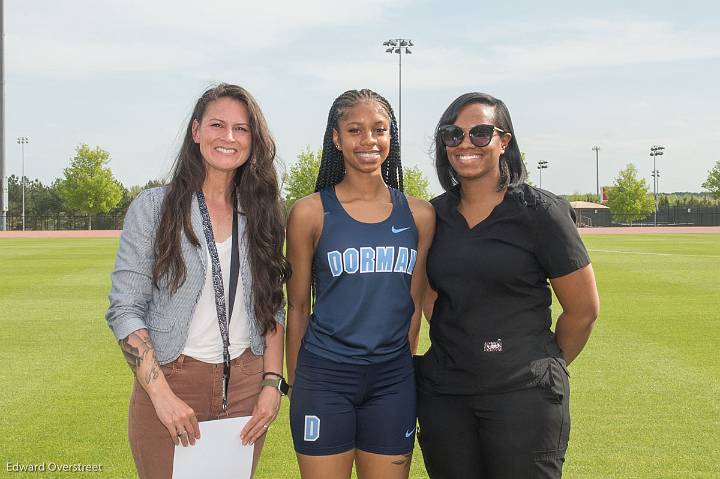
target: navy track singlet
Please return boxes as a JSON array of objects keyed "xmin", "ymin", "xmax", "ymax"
[{"xmin": 302, "ymin": 186, "xmax": 419, "ymax": 364}]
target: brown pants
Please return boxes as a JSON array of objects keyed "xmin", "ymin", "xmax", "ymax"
[{"xmin": 128, "ymin": 350, "xmax": 266, "ymax": 479}]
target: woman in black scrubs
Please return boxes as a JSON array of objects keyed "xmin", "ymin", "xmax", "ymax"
[{"xmin": 416, "ymin": 92, "xmax": 600, "ymax": 479}]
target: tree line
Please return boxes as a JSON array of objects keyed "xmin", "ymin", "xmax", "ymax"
[
  {"xmin": 6, "ymin": 144, "xmax": 164, "ymax": 229},
  {"xmin": 8, "ymin": 143, "xmax": 719, "ymax": 229},
  {"xmin": 6, "ymin": 144, "xmax": 433, "ymax": 229},
  {"xmin": 567, "ymin": 161, "xmax": 720, "ymax": 224}
]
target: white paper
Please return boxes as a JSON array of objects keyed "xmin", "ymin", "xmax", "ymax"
[{"xmin": 173, "ymin": 416, "xmax": 254, "ymax": 479}]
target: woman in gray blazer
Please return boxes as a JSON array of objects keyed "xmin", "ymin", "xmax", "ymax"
[{"xmin": 106, "ymin": 83, "xmax": 290, "ymax": 479}]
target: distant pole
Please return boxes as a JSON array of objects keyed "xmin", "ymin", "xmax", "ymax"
[
  {"xmin": 592, "ymin": 146, "xmax": 600, "ymax": 203},
  {"xmin": 537, "ymin": 160, "xmax": 548, "ymax": 189},
  {"xmin": 17, "ymin": 137, "xmax": 29, "ymax": 231},
  {"xmin": 382, "ymin": 38, "xmax": 413, "ymax": 155},
  {"xmin": 651, "ymin": 151, "xmax": 656, "ymax": 226},
  {"xmin": 0, "ymin": 0, "xmax": 6, "ymax": 231},
  {"xmin": 650, "ymin": 145, "xmax": 665, "ymax": 227},
  {"xmin": 652, "ymin": 168, "xmax": 660, "ymax": 210},
  {"xmin": 399, "ymin": 45, "xmax": 401, "ymax": 147}
]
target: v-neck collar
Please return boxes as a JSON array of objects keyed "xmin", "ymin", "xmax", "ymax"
[{"xmin": 448, "ymin": 184, "xmax": 508, "ymax": 231}]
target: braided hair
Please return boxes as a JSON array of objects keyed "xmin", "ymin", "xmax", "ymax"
[
  {"xmin": 315, "ymin": 89, "xmax": 403, "ymax": 192},
  {"xmin": 310, "ymin": 89, "xmax": 403, "ymax": 305}
]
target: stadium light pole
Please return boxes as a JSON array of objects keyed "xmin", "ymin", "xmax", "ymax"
[
  {"xmin": 0, "ymin": 0, "xmax": 6, "ymax": 231},
  {"xmin": 382, "ymin": 38, "xmax": 413, "ymax": 154},
  {"xmin": 651, "ymin": 168, "xmax": 660, "ymax": 207},
  {"xmin": 650, "ymin": 145, "xmax": 664, "ymax": 227},
  {"xmin": 537, "ymin": 160, "xmax": 548, "ymax": 190},
  {"xmin": 17, "ymin": 136, "xmax": 28, "ymax": 231},
  {"xmin": 592, "ymin": 146, "xmax": 600, "ymax": 203}
]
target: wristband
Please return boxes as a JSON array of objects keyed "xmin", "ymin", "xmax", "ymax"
[{"xmin": 261, "ymin": 376, "xmax": 290, "ymax": 396}]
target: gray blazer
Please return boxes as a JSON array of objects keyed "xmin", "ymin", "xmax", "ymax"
[{"xmin": 105, "ymin": 187, "xmax": 284, "ymax": 365}]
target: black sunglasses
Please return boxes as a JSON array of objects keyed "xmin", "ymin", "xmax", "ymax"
[{"xmin": 438, "ymin": 124, "xmax": 507, "ymax": 148}]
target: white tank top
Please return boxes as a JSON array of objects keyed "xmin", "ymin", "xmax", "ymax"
[{"xmin": 182, "ymin": 225, "xmax": 251, "ymax": 363}]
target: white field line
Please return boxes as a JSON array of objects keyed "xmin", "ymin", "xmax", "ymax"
[{"xmin": 588, "ymin": 248, "xmax": 720, "ymax": 258}]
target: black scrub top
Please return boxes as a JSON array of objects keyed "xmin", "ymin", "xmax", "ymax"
[{"xmin": 416, "ymin": 184, "xmax": 591, "ymax": 395}]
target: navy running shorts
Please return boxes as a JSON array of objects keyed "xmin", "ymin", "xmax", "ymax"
[{"xmin": 289, "ymin": 346, "xmax": 416, "ymax": 456}]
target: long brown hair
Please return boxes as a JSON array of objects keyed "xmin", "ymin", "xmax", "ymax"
[{"xmin": 153, "ymin": 83, "xmax": 289, "ymax": 335}]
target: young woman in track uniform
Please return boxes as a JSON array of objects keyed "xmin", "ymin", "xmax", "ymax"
[{"xmin": 285, "ymin": 89, "xmax": 434, "ymax": 479}]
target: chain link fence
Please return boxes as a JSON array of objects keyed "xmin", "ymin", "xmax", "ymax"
[
  {"xmin": 5, "ymin": 207, "xmax": 720, "ymax": 231},
  {"xmin": 5, "ymin": 214, "xmax": 125, "ymax": 231},
  {"xmin": 576, "ymin": 206, "xmax": 720, "ymax": 227}
]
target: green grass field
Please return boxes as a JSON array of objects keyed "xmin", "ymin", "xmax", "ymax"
[{"xmin": 1, "ymin": 234, "xmax": 718, "ymax": 478}]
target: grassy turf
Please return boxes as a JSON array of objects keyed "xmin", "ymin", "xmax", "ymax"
[{"xmin": 0, "ymin": 235, "xmax": 717, "ymax": 478}]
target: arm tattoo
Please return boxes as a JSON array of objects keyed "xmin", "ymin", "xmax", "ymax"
[
  {"xmin": 145, "ymin": 361, "xmax": 161, "ymax": 385},
  {"xmin": 391, "ymin": 452, "xmax": 413, "ymax": 468},
  {"xmin": 120, "ymin": 332, "xmax": 160, "ymax": 386}
]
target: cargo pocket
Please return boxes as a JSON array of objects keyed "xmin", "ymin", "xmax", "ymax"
[
  {"xmin": 529, "ymin": 357, "xmax": 569, "ymax": 404},
  {"xmin": 534, "ymin": 447, "xmax": 566, "ymax": 479},
  {"xmin": 160, "ymin": 355, "xmax": 184, "ymax": 380},
  {"xmin": 238, "ymin": 352, "xmax": 263, "ymax": 375},
  {"xmin": 160, "ymin": 363, "xmax": 176, "ymax": 379}
]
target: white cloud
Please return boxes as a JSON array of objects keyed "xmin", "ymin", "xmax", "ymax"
[
  {"xmin": 6, "ymin": 0, "xmax": 409, "ymax": 77},
  {"xmin": 7, "ymin": 34, "xmax": 204, "ymax": 75},
  {"xmin": 296, "ymin": 19, "xmax": 720, "ymax": 89},
  {"xmin": 490, "ymin": 19, "xmax": 720, "ymax": 72},
  {"xmin": 110, "ymin": 0, "xmax": 402, "ymax": 36}
]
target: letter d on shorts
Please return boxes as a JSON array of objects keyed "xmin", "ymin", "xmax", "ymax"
[{"xmin": 304, "ymin": 415, "xmax": 320, "ymax": 441}]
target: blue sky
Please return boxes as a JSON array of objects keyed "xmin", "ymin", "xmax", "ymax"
[{"xmin": 4, "ymin": 0, "xmax": 719, "ymax": 196}]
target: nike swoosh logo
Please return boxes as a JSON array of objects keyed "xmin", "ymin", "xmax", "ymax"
[
  {"xmin": 405, "ymin": 428, "xmax": 415, "ymax": 438},
  {"xmin": 392, "ymin": 226, "xmax": 410, "ymax": 233}
]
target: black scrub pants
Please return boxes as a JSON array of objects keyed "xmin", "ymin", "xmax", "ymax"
[{"xmin": 417, "ymin": 358, "xmax": 570, "ymax": 479}]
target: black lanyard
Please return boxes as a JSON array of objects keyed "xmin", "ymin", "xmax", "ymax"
[{"xmin": 196, "ymin": 190, "xmax": 240, "ymax": 411}]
